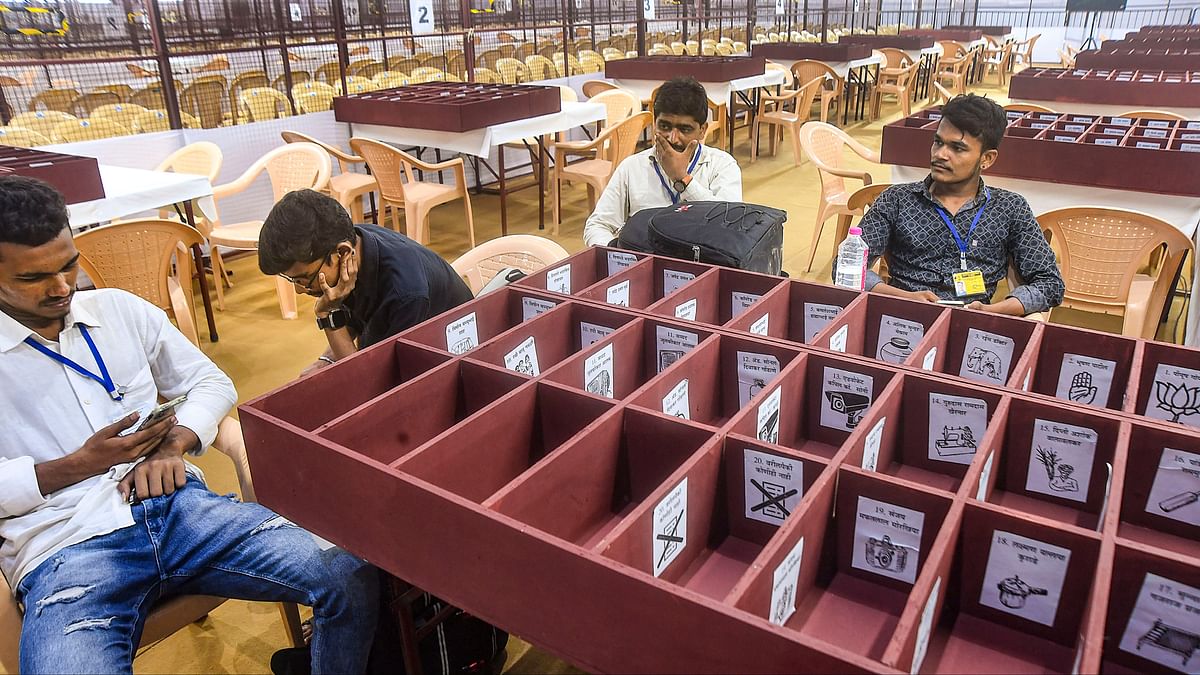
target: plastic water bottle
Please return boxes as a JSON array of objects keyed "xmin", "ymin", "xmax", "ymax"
[{"xmin": 834, "ymin": 226, "xmax": 869, "ymax": 291}]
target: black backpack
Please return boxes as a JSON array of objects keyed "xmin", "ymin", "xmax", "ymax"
[{"xmin": 618, "ymin": 201, "xmax": 787, "ymax": 275}]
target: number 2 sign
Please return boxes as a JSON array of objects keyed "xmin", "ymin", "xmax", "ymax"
[
  {"xmin": 775, "ymin": 0, "xmax": 786, "ymax": 14},
  {"xmin": 410, "ymin": 0, "xmax": 435, "ymax": 34},
  {"xmin": 643, "ymin": 0, "xmax": 656, "ymax": 20}
]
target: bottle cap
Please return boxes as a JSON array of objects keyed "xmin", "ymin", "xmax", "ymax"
[{"xmin": 848, "ymin": 226, "xmax": 863, "ymax": 236}]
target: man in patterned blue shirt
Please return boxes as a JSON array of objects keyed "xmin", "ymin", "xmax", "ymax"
[{"xmin": 858, "ymin": 94, "xmax": 1064, "ymax": 316}]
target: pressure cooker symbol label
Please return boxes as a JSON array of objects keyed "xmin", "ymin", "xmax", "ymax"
[{"xmin": 997, "ymin": 574, "xmax": 1048, "ymax": 609}]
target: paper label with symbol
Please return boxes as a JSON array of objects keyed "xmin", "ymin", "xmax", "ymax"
[
  {"xmin": 829, "ymin": 324, "xmax": 849, "ymax": 352},
  {"xmin": 922, "ymin": 347, "xmax": 938, "ymax": 371},
  {"xmin": 1144, "ymin": 447, "xmax": 1200, "ymax": 527},
  {"xmin": 655, "ymin": 326, "xmax": 698, "ymax": 373},
  {"xmin": 744, "ymin": 448, "xmax": 803, "ymax": 526},
  {"xmin": 583, "ymin": 344, "xmax": 615, "ymax": 398},
  {"xmin": 607, "ymin": 251, "xmax": 638, "ymax": 275},
  {"xmin": 652, "ymin": 478, "xmax": 686, "ymax": 577},
  {"xmin": 663, "ymin": 269, "xmax": 694, "ymax": 295},
  {"xmin": 1118, "ymin": 573, "xmax": 1200, "ymax": 673},
  {"xmin": 289, "ymin": 2, "xmax": 303, "ymax": 21},
  {"xmin": 409, "ymin": 0, "xmax": 435, "ymax": 34},
  {"xmin": 503, "ymin": 336, "xmax": 540, "ymax": 376},
  {"xmin": 546, "ymin": 264, "xmax": 571, "ymax": 294},
  {"xmin": 1054, "ymin": 353, "xmax": 1116, "ymax": 408},
  {"xmin": 580, "ymin": 321, "xmax": 615, "ymax": 347},
  {"xmin": 750, "ymin": 312, "xmax": 770, "ymax": 336},
  {"xmin": 862, "ymin": 417, "xmax": 885, "ymax": 471},
  {"xmin": 959, "ymin": 329, "xmax": 1015, "ymax": 384},
  {"xmin": 674, "ymin": 298, "xmax": 697, "ymax": 321},
  {"xmin": 851, "ymin": 496, "xmax": 924, "ymax": 584},
  {"xmin": 820, "ymin": 367, "xmax": 873, "ymax": 431},
  {"xmin": 522, "ymin": 297, "xmax": 557, "ymax": 321},
  {"xmin": 770, "ymin": 537, "xmax": 804, "ymax": 626},
  {"xmin": 774, "ymin": 0, "xmax": 786, "ymax": 15},
  {"xmin": 979, "ymin": 530, "xmax": 1070, "ymax": 627},
  {"xmin": 928, "ymin": 393, "xmax": 988, "ymax": 465},
  {"xmin": 1025, "ymin": 419, "xmax": 1097, "ymax": 503},
  {"xmin": 606, "ymin": 280, "xmax": 630, "ymax": 307},
  {"xmin": 1144, "ymin": 363, "xmax": 1200, "ymax": 428},
  {"xmin": 911, "ymin": 576, "xmax": 941, "ymax": 674},
  {"xmin": 877, "ymin": 314, "xmax": 924, "ymax": 364},
  {"xmin": 444, "ymin": 312, "xmax": 479, "ymax": 354},
  {"xmin": 662, "ymin": 378, "xmax": 690, "ymax": 419},
  {"xmin": 737, "ymin": 351, "xmax": 781, "ymax": 407},
  {"xmin": 977, "ymin": 451, "xmax": 995, "ymax": 500},
  {"xmin": 804, "ymin": 302, "xmax": 842, "ymax": 343},
  {"xmin": 756, "ymin": 387, "xmax": 782, "ymax": 444},
  {"xmin": 731, "ymin": 291, "xmax": 761, "ymax": 319}
]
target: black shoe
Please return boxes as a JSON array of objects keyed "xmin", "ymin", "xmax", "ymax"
[{"xmin": 270, "ymin": 646, "xmax": 312, "ymax": 675}]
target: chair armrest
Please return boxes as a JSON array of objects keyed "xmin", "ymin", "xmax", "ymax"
[
  {"xmin": 846, "ymin": 136, "xmax": 882, "ymax": 164},
  {"xmin": 211, "ymin": 163, "xmax": 263, "ymax": 201},
  {"xmin": 212, "ymin": 416, "xmax": 257, "ymax": 503},
  {"xmin": 407, "ymin": 154, "xmax": 465, "ymax": 174},
  {"xmin": 555, "ymin": 125, "xmax": 617, "ymax": 162},
  {"xmin": 824, "ymin": 167, "xmax": 875, "ymax": 184}
]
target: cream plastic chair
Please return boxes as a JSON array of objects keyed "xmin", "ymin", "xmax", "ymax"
[
  {"xmin": 372, "ymin": 71, "xmax": 409, "ymax": 89},
  {"xmin": 551, "ymin": 111, "xmax": 651, "ymax": 234},
  {"xmin": 799, "ymin": 121, "xmax": 881, "ymax": 272},
  {"xmin": 986, "ymin": 41, "xmax": 1015, "ymax": 86},
  {"xmin": 336, "ymin": 75, "xmax": 375, "ymax": 94},
  {"xmin": 208, "ymin": 143, "xmax": 332, "ymax": 319},
  {"xmin": 791, "ymin": 60, "xmax": 842, "ymax": 123},
  {"xmin": 9, "ymin": 110, "xmax": 75, "ymax": 138},
  {"xmin": 750, "ymin": 76, "xmax": 823, "ymax": 165},
  {"xmin": 932, "ymin": 81, "xmax": 954, "ymax": 104},
  {"xmin": 229, "ymin": 70, "xmax": 270, "ymax": 123},
  {"xmin": 1119, "ymin": 109, "xmax": 1187, "ymax": 122},
  {"xmin": 69, "ymin": 91, "xmax": 122, "ymax": 118},
  {"xmin": 130, "ymin": 84, "xmax": 168, "ymax": 110},
  {"xmin": 131, "ymin": 109, "xmax": 201, "ymax": 132},
  {"xmin": 0, "ymin": 416, "xmax": 303, "ymax": 674},
  {"xmin": 28, "ymin": 88, "xmax": 79, "ymax": 113},
  {"xmin": 450, "ymin": 235, "xmax": 570, "ymax": 295},
  {"xmin": 282, "ymin": 130, "xmax": 379, "ymax": 224},
  {"xmin": 408, "ymin": 67, "xmax": 447, "ymax": 83},
  {"xmin": 348, "ymin": 59, "xmax": 384, "ymax": 79},
  {"xmin": 834, "ymin": 182, "xmax": 892, "ymax": 257},
  {"xmin": 870, "ymin": 59, "xmax": 920, "ymax": 119},
  {"xmin": 180, "ymin": 75, "xmax": 229, "ymax": 129},
  {"xmin": 75, "ymin": 219, "xmax": 204, "ymax": 346},
  {"xmin": 293, "ymin": 81, "xmax": 337, "ymax": 113},
  {"xmin": 589, "ymin": 89, "xmax": 639, "ymax": 130},
  {"xmin": 155, "ymin": 142, "xmax": 229, "ymax": 309},
  {"xmin": 473, "ymin": 68, "xmax": 502, "ymax": 84},
  {"xmin": 0, "ymin": 126, "xmax": 50, "ymax": 147},
  {"xmin": 934, "ymin": 41, "xmax": 971, "ymax": 96},
  {"xmin": 1012, "ymin": 33, "xmax": 1040, "ymax": 71},
  {"xmin": 239, "ymin": 87, "xmax": 292, "ymax": 122},
  {"xmin": 91, "ymin": 103, "xmax": 151, "ymax": 130},
  {"xmin": 1037, "ymin": 207, "xmax": 1194, "ymax": 339},
  {"xmin": 577, "ymin": 50, "xmax": 605, "ymax": 73},
  {"xmin": 51, "ymin": 118, "xmax": 128, "ymax": 142},
  {"xmin": 494, "ymin": 57, "xmax": 529, "ymax": 84},
  {"xmin": 582, "ymin": 79, "xmax": 619, "ymax": 98},
  {"xmin": 1004, "ymin": 102, "xmax": 1057, "ymax": 114},
  {"xmin": 349, "ymin": 137, "xmax": 475, "ymax": 248}
]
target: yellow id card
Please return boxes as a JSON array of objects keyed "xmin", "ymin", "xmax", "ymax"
[{"xmin": 953, "ymin": 269, "xmax": 986, "ymax": 297}]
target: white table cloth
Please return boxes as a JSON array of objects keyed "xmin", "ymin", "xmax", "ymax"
[
  {"xmin": 68, "ymin": 165, "xmax": 217, "ymax": 230},
  {"xmin": 765, "ymin": 54, "xmax": 884, "ymax": 79},
  {"xmin": 611, "ymin": 68, "xmax": 789, "ymax": 105},
  {"xmin": 349, "ymin": 101, "xmax": 606, "ymax": 158},
  {"xmin": 892, "ymin": 164, "xmax": 1200, "ymax": 347}
]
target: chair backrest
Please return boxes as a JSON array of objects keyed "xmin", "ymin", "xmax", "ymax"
[
  {"xmin": 240, "ymin": 87, "xmax": 291, "ymax": 122},
  {"xmin": 589, "ymin": 89, "xmax": 638, "ymax": 129},
  {"xmin": 180, "ymin": 77, "xmax": 228, "ymax": 128},
  {"xmin": 316, "ymin": 60, "xmax": 343, "ymax": 84},
  {"xmin": 156, "ymin": 141, "xmax": 223, "ymax": 182},
  {"xmin": 1004, "ymin": 102, "xmax": 1056, "ymax": 114},
  {"xmin": 450, "ymin": 235, "xmax": 570, "ymax": 294},
  {"xmin": 933, "ymin": 81, "xmax": 954, "ymax": 104},
  {"xmin": 96, "ymin": 83, "xmax": 135, "ymax": 102},
  {"xmin": 231, "ymin": 70, "xmax": 270, "ymax": 98},
  {"xmin": 132, "ymin": 109, "xmax": 200, "ymax": 132},
  {"xmin": 578, "ymin": 50, "xmax": 605, "ymax": 73},
  {"xmin": 74, "ymin": 218, "xmax": 205, "ymax": 314},
  {"xmin": 557, "ymin": 85, "xmax": 579, "ymax": 103},
  {"xmin": 295, "ymin": 90, "xmax": 335, "ymax": 114},
  {"xmin": 494, "ymin": 57, "xmax": 528, "ymax": 84},
  {"xmin": 514, "ymin": 43, "xmax": 535, "ymax": 61},
  {"xmin": 349, "ymin": 137, "xmax": 417, "ymax": 203},
  {"xmin": 338, "ymin": 75, "xmax": 375, "ymax": 94},
  {"xmin": 388, "ymin": 56, "xmax": 420, "ymax": 74},
  {"xmin": 602, "ymin": 111, "xmax": 652, "ymax": 164},
  {"xmin": 9, "ymin": 110, "xmax": 75, "ymax": 137},
  {"xmin": 408, "ymin": 67, "xmax": 446, "ymax": 83},
  {"xmin": 800, "ymin": 120, "xmax": 860, "ymax": 200},
  {"xmin": 130, "ymin": 84, "xmax": 167, "ymax": 110},
  {"xmin": 790, "ymin": 60, "xmax": 840, "ymax": 94},
  {"xmin": 29, "ymin": 88, "xmax": 79, "ymax": 113},
  {"xmin": 281, "ymin": 130, "xmax": 363, "ymax": 174},
  {"xmin": 90, "ymin": 103, "xmax": 150, "ymax": 129},
  {"xmin": 878, "ymin": 47, "xmax": 912, "ymax": 69},
  {"xmin": 582, "ymin": 79, "xmax": 619, "ymax": 98},
  {"xmin": 474, "ymin": 68, "xmax": 501, "ymax": 84},
  {"xmin": 1019, "ymin": 33, "xmax": 1041, "ymax": 57},
  {"xmin": 1119, "ymin": 109, "xmax": 1187, "ymax": 122},
  {"xmin": 70, "ymin": 90, "xmax": 122, "ymax": 118},
  {"xmin": 477, "ymin": 48, "xmax": 503, "ymax": 70},
  {"xmin": 272, "ymin": 70, "xmax": 311, "ymax": 91},
  {"xmin": 0, "ymin": 126, "xmax": 50, "ymax": 147},
  {"xmin": 52, "ymin": 118, "xmax": 128, "ymax": 143},
  {"xmin": 1037, "ymin": 206, "xmax": 1194, "ymax": 319},
  {"xmin": 348, "ymin": 59, "xmax": 384, "ymax": 79}
]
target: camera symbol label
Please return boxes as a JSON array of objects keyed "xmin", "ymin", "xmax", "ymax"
[{"xmin": 851, "ymin": 495, "xmax": 925, "ymax": 585}]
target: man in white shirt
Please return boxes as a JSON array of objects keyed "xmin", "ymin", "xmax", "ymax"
[
  {"xmin": 0, "ymin": 177, "xmax": 377, "ymax": 674},
  {"xmin": 583, "ymin": 76, "xmax": 744, "ymax": 247}
]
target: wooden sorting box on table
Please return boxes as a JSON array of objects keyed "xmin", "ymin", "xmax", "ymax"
[
  {"xmin": 900, "ymin": 29, "xmax": 985, "ymax": 42},
  {"xmin": 941, "ymin": 25, "xmax": 1013, "ymax": 36},
  {"xmin": 841, "ymin": 35, "xmax": 936, "ymax": 50},
  {"xmin": 0, "ymin": 146, "xmax": 104, "ymax": 204},
  {"xmin": 604, "ymin": 55, "xmax": 765, "ymax": 82},
  {"xmin": 882, "ymin": 107, "xmax": 1200, "ymax": 196},
  {"xmin": 242, "ymin": 248, "xmax": 1200, "ymax": 674},
  {"xmin": 1075, "ymin": 47, "xmax": 1200, "ymax": 71},
  {"xmin": 332, "ymin": 82, "xmax": 562, "ymax": 132},
  {"xmin": 750, "ymin": 42, "xmax": 873, "ymax": 62},
  {"xmin": 1008, "ymin": 67, "xmax": 1200, "ymax": 108}
]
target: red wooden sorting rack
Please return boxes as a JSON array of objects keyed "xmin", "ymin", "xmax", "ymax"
[
  {"xmin": 603, "ymin": 55, "xmax": 765, "ymax": 82},
  {"xmin": 841, "ymin": 35, "xmax": 936, "ymax": 50},
  {"xmin": 332, "ymin": 82, "xmax": 562, "ymax": 132},
  {"xmin": 900, "ymin": 29, "xmax": 985, "ymax": 42},
  {"xmin": 882, "ymin": 107, "xmax": 1200, "ymax": 197},
  {"xmin": 1008, "ymin": 67, "xmax": 1200, "ymax": 107},
  {"xmin": 750, "ymin": 42, "xmax": 874, "ymax": 61},
  {"xmin": 0, "ymin": 146, "xmax": 104, "ymax": 204},
  {"xmin": 242, "ymin": 246, "xmax": 1200, "ymax": 674},
  {"xmin": 1075, "ymin": 47, "xmax": 1200, "ymax": 71},
  {"xmin": 941, "ymin": 25, "xmax": 1013, "ymax": 36}
]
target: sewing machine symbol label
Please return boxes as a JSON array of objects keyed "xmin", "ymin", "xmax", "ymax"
[
  {"xmin": 444, "ymin": 312, "xmax": 479, "ymax": 355},
  {"xmin": 936, "ymin": 426, "xmax": 977, "ymax": 455},
  {"xmin": 1119, "ymin": 572, "xmax": 1200, "ymax": 673},
  {"xmin": 1054, "ymin": 353, "xmax": 1117, "ymax": 409},
  {"xmin": 756, "ymin": 387, "xmax": 782, "ymax": 444},
  {"xmin": 1024, "ymin": 419, "xmax": 1097, "ymax": 504},
  {"xmin": 737, "ymin": 351, "xmax": 781, "ymax": 407},
  {"xmin": 821, "ymin": 366, "xmax": 873, "ymax": 431},
  {"xmin": 503, "ymin": 336, "xmax": 540, "ymax": 376},
  {"xmin": 1145, "ymin": 447, "xmax": 1200, "ymax": 527},
  {"xmin": 1145, "ymin": 363, "xmax": 1200, "ymax": 429},
  {"xmin": 926, "ymin": 385, "xmax": 988, "ymax": 466},
  {"xmin": 652, "ymin": 478, "xmax": 687, "ymax": 578},
  {"xmin": 744, "ymin": 448, "xmax": 803, "ymax": 526},
  {"xmin": 851, "ymin": 496, "xmax": 924, "ymax": 584},
  {"xmin": 958, "ymin": 329, "xmax": 1015, "ymax": 384},
  {"xmin": 979, "ymin": 529, "xmax": 1070, "ymax": 627},
  {"xmin": 769, "ymin": 537, "xmax": 805, "ymax": 627},
  {"xmin": 583, "ymin": 344, "xmax": 614, "ymax": 399},
  {"xmin": 654, "ymin": 326, "xmax": 698, "ymax": 374}
]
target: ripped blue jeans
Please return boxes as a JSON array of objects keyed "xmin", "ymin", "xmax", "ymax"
[{"xmin": 14, "ymin": 477, "xmax": 379, "ymax": 675}]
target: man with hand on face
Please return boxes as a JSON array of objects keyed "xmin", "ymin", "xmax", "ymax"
[
  {"xmin": 582, "ymin": 76, "xmax": 743, "ymax": 247},
  {"xmin": 856, "ymin": 94, "xmax": 1064, "ymax": 316},
  {"xmin": 258, "ymin": 189, "xmax": 473, "ymax": 365},
  {"xmin": 0, "ymin": 177, "xmax": 378, "ymax": 674}
]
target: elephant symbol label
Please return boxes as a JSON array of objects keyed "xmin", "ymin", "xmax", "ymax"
[{"xmin": 965, "ymin": 347, "xmax": 1004, "ymax": 381}]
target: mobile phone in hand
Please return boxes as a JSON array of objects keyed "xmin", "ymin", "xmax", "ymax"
[{"xmin": 118, "ymin": 395, "xmax": 187, "ymax": 437}]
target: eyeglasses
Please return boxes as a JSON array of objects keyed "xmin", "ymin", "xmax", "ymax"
[{"xmin": 279, "ymin": 252, "xmax": 332, "ymax": 289}]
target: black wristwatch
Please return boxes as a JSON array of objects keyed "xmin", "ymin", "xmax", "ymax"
[
  {"xmin": 672, "ymin": 176, "xmax": 691, "ymax": 193},
  {"xmin": 316, "ymin": 307, "xmax": 351, "ymax": 331}
]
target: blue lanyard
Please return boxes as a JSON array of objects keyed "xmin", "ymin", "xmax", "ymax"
[
  {"xmin": 23, "ymin": 325, "xmax": 124, "ymax": 401},
  {"xmin": 935, "ymin": 188, "xmax": 990, "ymax": 270},
  {"xmin": 652, "ymin": 144, "xmax": 702, "ymax": 205}
]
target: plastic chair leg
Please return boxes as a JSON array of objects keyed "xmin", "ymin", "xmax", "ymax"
[{"xmin": 275, "ymin": 275, "xmax": 298, "ymax": 320}]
